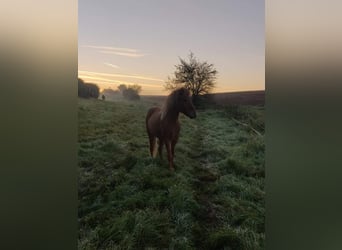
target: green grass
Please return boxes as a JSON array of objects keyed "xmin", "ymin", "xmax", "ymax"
[{"xmin": 78, "ymin": 98, "xmax": 265, "ymax": 250}]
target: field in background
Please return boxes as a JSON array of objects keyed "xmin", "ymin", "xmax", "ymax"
[
  {"xmin": 78, "ymin": 93, "xmax": 265, "ymax": 249},
  {"xmin": 142, "ymin": 90, "xmax": 265, "ymax": 106}
]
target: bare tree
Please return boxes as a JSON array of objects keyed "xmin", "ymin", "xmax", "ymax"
[{"xmin": 165, "ymin": 52, "xmax": 218, "ymax": 98}]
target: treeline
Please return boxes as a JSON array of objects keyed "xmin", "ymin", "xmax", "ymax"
[
  {"xmin": 78, "ymin": 78, "xmax": 142, "ymax": 101},
  {"xmin": 78, "ymin": 78, "xmax": 100, "ymax": 98},
  {"xmin": 101, "ymin": 88, "xmax": 120, "ymax": 96}
]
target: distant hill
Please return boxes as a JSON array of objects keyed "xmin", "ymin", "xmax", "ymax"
[{"xmin": 142, "ymin": 90, "xmax": 265, "ymax": 106}]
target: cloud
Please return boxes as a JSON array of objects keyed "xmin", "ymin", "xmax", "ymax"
[
  {"xmin": 78, "ymin": 74, "xmax": 161, "ymax": 89},
  {"xmin": 78, "ymin": 75, "xmax": 116, "ymax": 83},
  {"xmin": 82, "ymin": 45, "xmax": 137, "ymax": 53},
  {"xmin": 79, "ymin": 70, "xmax": 164, "ymax": 82},
  {"xmin": 82, "ymin": 45, "xmax": 147, "ymax": 58},
  {"xmin": 104, "ymin": 63, "xmax": 120, "ymax": 69},
  {"xmin": 100, "ymin": 50, "xmax": 146, "ymax": 58}
]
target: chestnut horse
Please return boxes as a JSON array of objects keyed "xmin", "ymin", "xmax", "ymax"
[{"xmin": 146, "ymin": 87, "xmax": 196, "ymax": 170}]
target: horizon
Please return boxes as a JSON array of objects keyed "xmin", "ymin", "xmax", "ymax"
[
  {"xmin": 79, "ymin": 1, "xmax": 264, "ymax": 95},
  {"xmin": 99, "ymin": 86, "xmax": 265, "ymax": 97}
]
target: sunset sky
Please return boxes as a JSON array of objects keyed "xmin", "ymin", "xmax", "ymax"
[{"xmin": 79, "ymin": 0, "xmax": 264, "ymax": 95}]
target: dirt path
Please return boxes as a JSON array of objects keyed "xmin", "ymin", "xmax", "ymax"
[{"xmin": 186, "ymin": 112, "xmax": 228, "ymax": 249}]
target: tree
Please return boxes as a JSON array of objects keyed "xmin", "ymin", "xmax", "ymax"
[
  {"xmin": 78, "ymin": 78, "xmax": 100, "ymax": 98},
  {"xmin": 129, "ymin": 84, "xmax": 142, "ymax": 95},
  {"xmin": 165, "ymin": 52, "xmax": 218, "ymax": 99},
  {"xmin": 86, "ymin": 83, "xmax": 100, "ymax": 98},
  {"xmin": 117, "ymin": 84, "xmax": 142, "ymax": 100},
  {"xmin": 101, "ymin": 88, "xmax": 120, "ymax": 95},
  {"xmin": 123, "ymin": 88, "xmax": 140, "ymax": 100},
  {"xmin": 117, "ymin": 84, "xmax": 127, "ymax": 93}
]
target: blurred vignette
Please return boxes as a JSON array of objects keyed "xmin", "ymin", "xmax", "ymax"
[
  {"xmin": 0, "ymin": 0, "xmax": 77, "ymax": 249},
  {"xmin": 1, "ymin": 0, "xmax": 342, "ymax": 249},
  {"xmin": 267, "ymin": 0, "xmax": 342, "ymax": 249}
]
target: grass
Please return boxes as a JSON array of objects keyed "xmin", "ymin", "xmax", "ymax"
[{"xmin": 78, "ymin": 97, "xmax": 265, "ymax": 250}]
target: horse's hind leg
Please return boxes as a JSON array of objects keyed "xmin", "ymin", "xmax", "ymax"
[
  {"xmin": 171, "ymin": 137, "xmax": 178, "ymax": 157},
  {"xmin": 166, "ymin": 141, "xmax": 174, "ymax": 171},
  {"xmin": 149, "ymin": 136, "xmax": 156, "ymax": 157},
  {"xmin": 158, "ymin": 139, "xmax": 164, "ymax": 159}
]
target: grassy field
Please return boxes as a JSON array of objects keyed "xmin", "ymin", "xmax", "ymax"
[{"xmin": 78, "ymin": 96, "xmax": 265, "ymax": 250}]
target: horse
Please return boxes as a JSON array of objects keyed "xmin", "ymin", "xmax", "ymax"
[{"xmin": 146, "ymin": 87, "xmax": 196, "ymax": 171}]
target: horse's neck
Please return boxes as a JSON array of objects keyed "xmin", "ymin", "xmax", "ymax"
[{"xmin": 161, "ymin": 107, "xmax": 179, "ymax": 123}]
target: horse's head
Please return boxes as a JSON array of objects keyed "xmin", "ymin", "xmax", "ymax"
[{"xmin": 176, "ymin": 88, "xmax": 196, "ymax": 119}]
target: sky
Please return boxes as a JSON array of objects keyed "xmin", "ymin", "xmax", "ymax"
[{"xmin": 79, "ymin": 0, "xmax": 264, "ymax": 95}]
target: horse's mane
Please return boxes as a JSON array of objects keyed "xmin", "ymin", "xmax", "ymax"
[{"xmin": 161, "ymin": 87, "xmax": 189, "ymax": 120}]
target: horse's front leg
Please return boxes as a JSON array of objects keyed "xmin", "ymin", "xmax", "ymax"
[
  {"xmin": 165, "ymin": 140, "xmax": 174, "ymax": 171},
  {"xmin": 171, "ymin": 136, "xmax": 178, "ymax": 157}
]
